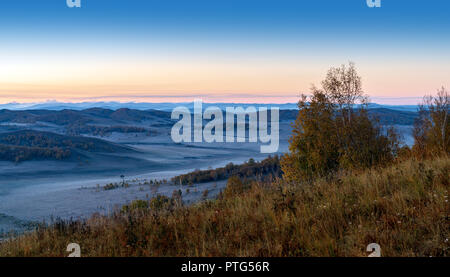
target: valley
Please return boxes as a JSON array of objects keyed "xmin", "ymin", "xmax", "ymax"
[{"xmin": 0, "ymin": 106, "xmax": 417, "ymax": 235}]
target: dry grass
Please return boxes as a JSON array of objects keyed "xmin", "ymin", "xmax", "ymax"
[{"xmin": 0, "ymin": 157, "xmax": 448, "ymax": 257}]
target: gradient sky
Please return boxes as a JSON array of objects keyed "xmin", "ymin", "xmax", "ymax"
[{"xmin": 0, "ymin": 0, "xmax": 449, "ymax": 104}]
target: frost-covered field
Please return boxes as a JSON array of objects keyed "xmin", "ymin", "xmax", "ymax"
[
  {"xmin": 0, "ymin": 123, "xmax": 292, "ymax": 235},
  {"xmin": 0, "ymin": 115, "xmax": 414, "ymax": 236}
]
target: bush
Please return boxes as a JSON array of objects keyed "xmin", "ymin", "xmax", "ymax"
[
  {"xmin": 121, "ymin": 200, "xmax": 149, "ymax": 213},
  {"xmin": 149, "ymin": 195, "xmax": 171, "ymax": 211},
  {"xmin": 222, "ymin": 176, "xmax": 248, "ymax": 199}
]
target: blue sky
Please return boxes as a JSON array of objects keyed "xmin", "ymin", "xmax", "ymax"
[{"xmin": 0, "ymin": 0, "xmax": 449, "ymax": 104}]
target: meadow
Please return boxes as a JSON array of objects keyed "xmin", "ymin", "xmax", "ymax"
[{"xmin": 0, "ymin": 156, "xmax": 447, "ymax": 257}]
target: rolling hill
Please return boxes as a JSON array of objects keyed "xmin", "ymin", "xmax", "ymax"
[{"xmin": 0, "ymin": 130, "xmax": 135, "ymax": 162}]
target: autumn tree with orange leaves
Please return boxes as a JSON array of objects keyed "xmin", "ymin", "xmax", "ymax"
[{"xmin": 282, "ymin": 63, "xmax": 400, "ymax": 183}]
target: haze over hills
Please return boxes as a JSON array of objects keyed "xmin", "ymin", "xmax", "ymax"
[
  {"xmin": 0, "ymin": 106, "xmax": 418, "ymax": 155},
  {"xmin": 0, "ymin": 101, "xmax": 420, "ymax": 112}
]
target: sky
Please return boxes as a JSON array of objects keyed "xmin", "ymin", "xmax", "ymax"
[{"xmin": 0, "ymin": 0, "xmax": 449, "ymax": 104}]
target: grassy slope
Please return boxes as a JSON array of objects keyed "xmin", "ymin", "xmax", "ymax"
[{"xmin": 0, "ymin": 157, "xmax": 448, "ymax": 257}]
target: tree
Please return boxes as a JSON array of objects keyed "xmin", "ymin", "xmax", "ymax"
[
  {"xmin": 281, "ymin": 63, "xmax": 399, "ymax": 183},
  {"xmin": 321, "ymin": 62, "xmax": 367, "ymax": 125},
  {"xmin": 281, "ymin": 91, "xmax": 338, "ymax": 182},
  {"xmin": 413, "ymin": 87, "xmax": 449, "ymax": 158}
]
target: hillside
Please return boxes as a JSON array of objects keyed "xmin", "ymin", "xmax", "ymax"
[
  {"xmin": 0, "ymin": 108, "xmax": 172, "ymax": 125},
  {"xmin": 0, "ymin": 157, "xmax": 447, "ymax": 257},
  {"xmin": 0, "ymin": 107, "xmax": 417, "ymax": 126},
  {"xmin": 0, "ymin": 108, "xmax": 172, "ymax": 137},
  {"xmin": 0, "ymin": 130, "xmax": 134, "ymax": 162},
  {"xmin": 367, "ymin": 108, "xmax": 418, "ymax": 125}
]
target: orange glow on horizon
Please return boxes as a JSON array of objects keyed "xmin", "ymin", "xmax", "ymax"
[{"xmin": 1, "ymin": 57, "xmax": 448, "ymax": 106}]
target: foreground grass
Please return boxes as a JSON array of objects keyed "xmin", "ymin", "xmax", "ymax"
[{"xmin": 0, "ymin": 157, "xmax": 448, "ymax": 257}]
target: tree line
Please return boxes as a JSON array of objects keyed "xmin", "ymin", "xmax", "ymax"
[
  {"xmin": 66, "ymin": 123, "xmax": 151, "ymax": 137},
  {"xmin": 171, "ymin": 156, "xmax": 282, "ymax": 185},
  {"xmin": 0, "ymin": 144, "xmax": 71, "ymax": 163}
]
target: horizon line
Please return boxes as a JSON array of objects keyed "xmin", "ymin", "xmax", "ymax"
[{"xmin": 0, "ymin": 99, "xmax": 422, "ymax": 108}]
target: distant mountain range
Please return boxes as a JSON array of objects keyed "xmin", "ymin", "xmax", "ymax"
[
  {"xmin": 0, "ymin": 107, "xmax": 418, "ymax": 128},
  {"xmin": 0, "ymin": 101, "xmax": 419, "ymax": 112}
]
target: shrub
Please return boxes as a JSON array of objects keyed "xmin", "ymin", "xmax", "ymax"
[
  {"xmin": 149, "ymin": 195, "xmax": 171, "ymax": 211},
  {"xmin": 222, "ymin": 176, "xmax": 248, "ymax": 199},
  {"xmin": 121, "ymin": 200, "xmax": 149, "ymax": 213}
]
